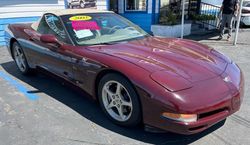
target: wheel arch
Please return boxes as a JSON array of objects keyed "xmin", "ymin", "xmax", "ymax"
[
  {"xmin": 94, "ymin": 68, "xmax": 144, "ymax": 125},
  {"xmin": 9, "ymin": 37, "xmax": 18, "ymax": 58},
  {"xmin": 94, "ymin": 69, "xmax": 141, "ymax": 104}
]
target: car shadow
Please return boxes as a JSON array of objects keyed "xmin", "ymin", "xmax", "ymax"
[
  {"xmin": 1, "ymin": 61, "xmax": 226, "ymax": 145},
  {"xmin": 185, "ymin": 31, "xmax": 220, "ymax": 41},
  {"xmin": 185, "ymin": 27, "xmax": 250, "ymax": 43}
]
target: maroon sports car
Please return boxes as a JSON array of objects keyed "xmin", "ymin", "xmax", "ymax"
[{"xmin": 4, "ymin": 9, "xmax": 244, "ymax": 134}]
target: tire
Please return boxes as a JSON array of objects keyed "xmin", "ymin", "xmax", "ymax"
[
  {"xmin": 69, "ymin": 3, "xmax": 72, "ymax": 9},
  {"xmin": 12, "ymin": 42, "xmax": 32, "ymax": 75},
  {"xmin": 98, "ymin": 73, "xmax": 141, "ymax": 127},
  {"xmin": 80, "ymin": 1, "xmax": 85, "ymax": 8}
]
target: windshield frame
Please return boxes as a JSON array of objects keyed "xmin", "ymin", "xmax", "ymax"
[{"xmin": 60, "ymin": 12, "xmax": 150, "ymax": 46}]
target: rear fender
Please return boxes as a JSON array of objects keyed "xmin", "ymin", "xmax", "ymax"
[{"xmin": 4, "ymin": 25, "xmax": 15, "ymax": 55}]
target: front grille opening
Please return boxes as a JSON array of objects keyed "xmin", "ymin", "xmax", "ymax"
[
  {"xmin": 189, "ymin": 125, "xmax": 207, "ymax": 131},
  {"xmin": 199, "ymin": 108, "xmax": 228, "ymax": 120}
]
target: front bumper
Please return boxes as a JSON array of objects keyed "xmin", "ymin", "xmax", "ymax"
[
  {"xmin": 139, "ymin": 63, "xmax": 244, "ymax": 135},
  {"xmin": 69, "ymin": 1, "xmax": 80, "ymax": 6},
  {"xmin": 159, "ymin": 94, "xmax": 241, "ymax": 135}
]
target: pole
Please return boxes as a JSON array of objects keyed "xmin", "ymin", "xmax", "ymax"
[
  {"xmin": 64, "ymin": 0, "xmax": 68, "ymax": 9},
  {"xmin": 234, "ymin": 0, "xmax": 244, "ymax": 45},
  {"xmin": 181, "ymin": 0, "xmax": 185, "ymax": 39}
]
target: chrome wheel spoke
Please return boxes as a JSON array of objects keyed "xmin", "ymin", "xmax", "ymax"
[
  {"xmin": 115, "ymin": 83, "xmax": 122, "ymax": 95},
  {"xmin": 102, "ymin": 80, "xmax": 133, "ymax": 122},
  {"xmin": 121, "ymin": 100, "xmax": 132, "ymax": 108},
  {"xmin": 19, "ymin": 53, "xmax": 24, "ymax": 59},
  {"xmin": 14, "ymin": 45, "xmax": 26, "ymax": 72},
  {"xmin": 16, "ymin": 47, "xmax": 21, "ymax": 56},
  {"xmin": 15, "ymin": 56, "xmax": 21, "ymax": 67},
  {"xmin": 21, "ymin": 63, "xmax": 26, "ymax": 69},
  {"xmin": 104, "ymin": 87, "xmax": 114, "ymax": 98},
  {"xmin": 20, "ymin": 55, "xmax": 25, "ymax": 65},
  {"xmin": 117, "ymin": 106, "xmax": 125, "ymax": 120},
  {"xmin": 107, "ymin": 101, "xmax": 115, "ymax": 109}
]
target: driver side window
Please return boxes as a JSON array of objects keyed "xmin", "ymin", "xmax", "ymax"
[{"xmin": 37, "ymin": 14, "xmax": 70, "ymax": 43}]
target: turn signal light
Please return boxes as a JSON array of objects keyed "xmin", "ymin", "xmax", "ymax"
[{"xmin": 162, "ymin": 112, "xmax": 197, "ymax": 123}]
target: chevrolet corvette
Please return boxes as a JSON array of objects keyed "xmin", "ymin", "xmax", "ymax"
[{"xmin": 4, "ymin": 9, "xmax": 244, "ymax": 134}]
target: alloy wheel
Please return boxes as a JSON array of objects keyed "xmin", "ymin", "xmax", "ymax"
[
  {"xmin": 13, "ymin": 44, "xmax": 27, "ymax": 72},
  {"xmin": 101, "ymin": 81, "xmax": 133, "ymax": 122}
]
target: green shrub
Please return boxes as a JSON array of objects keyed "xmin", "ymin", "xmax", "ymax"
[
  {"xmin": 192, "ymin": 14, "xmax": 216, "ymax": 21},
  {"xmin": 159, "ymin": 10, "xmax": 178, "ymax": 25}
]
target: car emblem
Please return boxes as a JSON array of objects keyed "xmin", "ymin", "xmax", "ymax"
[{"xmin": 223, "ymin": 76, "xmax": 232, "ymax": 83}]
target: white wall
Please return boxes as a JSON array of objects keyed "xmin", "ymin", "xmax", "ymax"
[
  {"xmin": 96, "ymin": 0, "xmax": 108, "ymax": 10},
  {"xmin": 0, "ymin": 0, "xmax": 65, "ymax": 18}
]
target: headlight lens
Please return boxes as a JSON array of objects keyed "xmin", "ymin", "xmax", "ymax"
[
  {"xmin": 162, "ymin": 112, "xmax": 197, "ymax": 123},
  {"xmin": 211, "ymin": 49, "xmax": 232, "ymax": 63}
]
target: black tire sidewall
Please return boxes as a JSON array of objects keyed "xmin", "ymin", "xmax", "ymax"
[{"xmin": 98, "ymin": 73, "xmax": 141, "ymax": 127}]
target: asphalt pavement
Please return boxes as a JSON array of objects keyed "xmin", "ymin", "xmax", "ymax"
[{"xmin": 0, "ymin": 30, "xmax": 250, "ymax": 145}]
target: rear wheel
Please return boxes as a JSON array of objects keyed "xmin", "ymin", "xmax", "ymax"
[
  {"xmin": 98, "ymin": 73, "xmax": 141, "ymax": 126},
  {"xmin": 12, "ymin": 42, "xmax": 31, "ymax": 75},
  {"xmin": 80, "ymin": 1, "xmax": 85, "ymax": 8},
  {"xmin": 69, "ymin": 3, "xmax": 72, "ymax": 9}
]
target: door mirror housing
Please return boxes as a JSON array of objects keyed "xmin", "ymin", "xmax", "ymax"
[{"xmin": 40, "ymin": 34, "xmax": 63, "ymax": 46}]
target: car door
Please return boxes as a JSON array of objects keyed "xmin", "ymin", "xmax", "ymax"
[{"xmin": 29, "ymin": 14, "xmax": 75, "ymax": 81}]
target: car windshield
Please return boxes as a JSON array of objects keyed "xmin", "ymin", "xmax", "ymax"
[{"xmin": 61, "ymin": 13, "xmax": 149, "ymax": 45}]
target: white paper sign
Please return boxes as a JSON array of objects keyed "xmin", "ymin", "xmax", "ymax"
[{"xmin": 74, "ymin": 30, "xmax": 93, "ymax": 39}]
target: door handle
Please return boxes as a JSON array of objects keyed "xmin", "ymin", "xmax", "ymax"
[{"xmin": 29, "ymin": 35, "xmax": 40, "ymax": 42}]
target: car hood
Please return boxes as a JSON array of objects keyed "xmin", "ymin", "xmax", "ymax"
[{"xmin": 87, "ymin": 37, "xmax": 229, "ymax": 84}]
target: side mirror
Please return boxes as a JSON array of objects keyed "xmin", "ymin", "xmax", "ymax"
[{"xmin": 40, "ymin": 34, "xmax": 63, "ymax": 46}]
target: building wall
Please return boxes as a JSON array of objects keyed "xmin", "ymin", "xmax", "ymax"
[
  {"xmin": 120, "ymin": 0, "xmax": 159, "ymax": 32},
  {"xmin": 97, "ymin": 0, "xmax": 108, "ymax": 10},
  {"xmin": 0, "ymin": 0, "xmax": 64, "ymax": 46},
  {"xmin": 121, "ymin": 13, "xmax": 153, "ymax": 32},
  {"xmin": 0, "ymin": 0, "xmax": 64, "ymax": 18}
]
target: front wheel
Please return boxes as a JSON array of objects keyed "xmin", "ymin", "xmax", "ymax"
[
  {"xmin": 98, "ymin": 73, "xmax": 141, "ymax": 127},
  {"xmin": 12, "ymin": 42, "xmax": 31, "ymax": 75},
  {"xmin": 80, "ymin": 1, "xmax": 85, "ymax": 8}
]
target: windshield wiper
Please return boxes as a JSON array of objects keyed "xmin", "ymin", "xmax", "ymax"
[{"xmin": 92, "ymin": 41, "xmax": 124, "ymax": 45}]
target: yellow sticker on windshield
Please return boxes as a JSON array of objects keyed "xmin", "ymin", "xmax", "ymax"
[{"xmin": 69, "ymin": 15, "xmax": 92, "ymax": 21}]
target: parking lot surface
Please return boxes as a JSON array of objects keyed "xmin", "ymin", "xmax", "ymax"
[{"xmin": 0, "ymin": 31, "xmax": 250, "ymax": 145}]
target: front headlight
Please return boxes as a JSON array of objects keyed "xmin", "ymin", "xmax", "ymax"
[
  {"xmin": 150, "ymin": 70, "xmax": 192, "ymax": 92},
  {"xmin": 162, "ymin": 112, "xmax": 197, "ymax": 123},
  {"xmin": 211, "ymin": 49, "xmax": 232, "ymax": 64}
]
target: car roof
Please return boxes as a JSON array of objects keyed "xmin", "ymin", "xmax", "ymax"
[{"xmin": 46, "ymin": 9, "xmax": 113, "ymax": 16}]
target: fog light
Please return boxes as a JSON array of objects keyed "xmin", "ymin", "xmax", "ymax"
[{"xmin": 162, "ymin": 112, "xmax": 197, "ymax": 123}]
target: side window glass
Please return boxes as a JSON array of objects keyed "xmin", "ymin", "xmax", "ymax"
[{"xmin": 37, "ymin": 14, "xmax": 68, "ymax": 42}]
